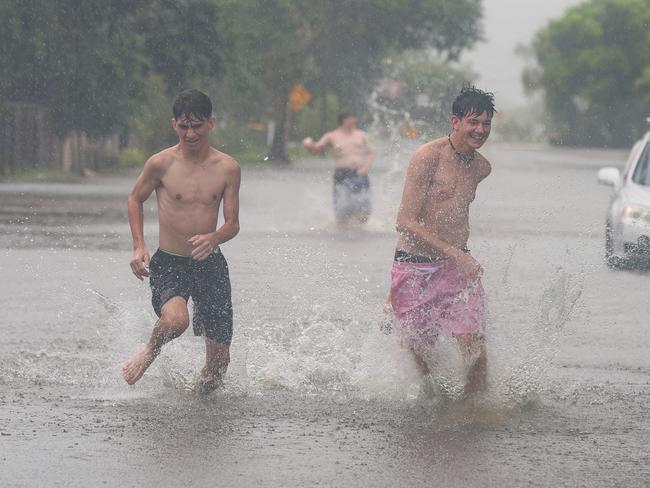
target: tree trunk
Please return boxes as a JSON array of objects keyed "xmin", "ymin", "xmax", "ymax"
[
  {"xmin": 267, "ymin": 92, "xmax": 290, "ymax": 163},
  {"xmin": 320, "ymin": 91, "xmax": 328, "ymax": 136}
]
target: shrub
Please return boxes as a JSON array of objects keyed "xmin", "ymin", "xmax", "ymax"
[{"xmin": 119, "ymin": 148, "xmax": 146, "ymax": 169}]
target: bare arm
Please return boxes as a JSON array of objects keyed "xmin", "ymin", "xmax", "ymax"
[
  {"xmin": 188, "ymin": 161, "xmax": 241, "ymax": 261},
  {"xmin": 303, "ymin": 132, "xmax": 332, "ymax": 155},
  {"xmin": 128, "ymin": 156, "xmax": 163, "ymax": 280}
]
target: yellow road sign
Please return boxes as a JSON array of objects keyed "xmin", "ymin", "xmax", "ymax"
[{"xmin": 289, "ymin": 84, "xmax": 311, "ymax": 111}]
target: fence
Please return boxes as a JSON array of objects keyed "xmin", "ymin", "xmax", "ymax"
[{"xmin": 0, "ymin": 102, "xmax": 119, "ymax": 176}]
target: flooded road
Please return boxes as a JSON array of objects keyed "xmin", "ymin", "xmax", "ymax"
[{"xmin": 1, "ymin": 143, "xmax": 648, "ymax": 487}]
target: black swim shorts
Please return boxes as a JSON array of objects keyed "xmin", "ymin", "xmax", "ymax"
[{"xmin": 149, "ymin": 248, "xmax": 233, "ymax": 344}]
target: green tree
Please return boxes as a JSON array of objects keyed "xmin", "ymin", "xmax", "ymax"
[
  {"xmin": 525, "ymin": 0, "xmax": 650, "ymax": 147},
  {"xmin": 0, "ymin": 0, "xmax": 146, "ymax": 137},
  {"xmin": 217, "ymin": 0, "xmax": 483, "ymax": 161},
  {"xmin": 0, "ymin": 0, "xmax": 224, "ymax": 139},
  {"xmin": 136, "ymin": 0, "xmax": 223, "ymax": 95},
  {"xmin": 372, "ymin": 59, "xmax": 474, "ymax": 139}
]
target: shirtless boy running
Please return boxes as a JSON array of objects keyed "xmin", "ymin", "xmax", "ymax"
[
  {"xmin": 122, "ymin": 89, "xmax": 241, "ymax": 393},
  {"xmin": 390, "ymin": 86, "xmax": 495, "ymax": 396},
  {"xmin": 303, "ymin": 112, "xmax": 374, "ymax": 225}
]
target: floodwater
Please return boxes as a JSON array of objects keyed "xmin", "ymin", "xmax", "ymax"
[{"xmin": 1, "ymin": 142, "xmax": 648, "ymax": 487}]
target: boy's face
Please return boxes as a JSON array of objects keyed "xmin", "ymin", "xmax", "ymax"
[
  {"xmin": 341, "ymin": 115, "xmax": 357, "ymax": 131},
  {"xmin": 171, "ymin": 114, "xmax": 215, "ymax": 148},
  {"xmin": 451, "ymin": 110, "xmax": 492, "ymax": 150}
]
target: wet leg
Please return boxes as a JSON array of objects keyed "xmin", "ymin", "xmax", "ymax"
[
  {"xmin": 336, "ymin": 215, "xmax": 352, "ymax": 229},
  {"xmin": 411, "ymin": 345, "xmax": 439, "ymax": 400},
  {"xmin": 456, "ymin": 333, "xmax": 487, "ymax": 397},
  {"xmin": 411, "ymin": 349, "xmax": 431, "ymax": 377},
  {"xmin": 197, "ymin": 338, "xmax": 230, "ymax": 394},
  {"xmin": 122, "ymin": 297, "xmax": 190, "ymax": 385}
]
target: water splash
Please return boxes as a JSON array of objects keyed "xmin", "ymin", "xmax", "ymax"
[
  {"xmin": 487, "ymin": 265, "xmax": 583, "ymax": 405},
  {"xmin": 2, "ymin": 246, "xmax": 583, "ymax": 411}
]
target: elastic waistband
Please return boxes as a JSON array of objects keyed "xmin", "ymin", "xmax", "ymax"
[
  {"xmin": 334, "ymin": 168, "xmax": 358, "ymax": 175},
  {"xmin": 394, "ymin": 247, "xmax": 469, "ymax": 263},
  {"xmin": 395, "ymin": 249, "xmax": 440, "ymax": 263},
  {"xmin": 159, "ymin": 248, "xmax": 191, "ymax": 258},
  {"xmin": 334, "ymin": 168, "xmax": 362, "ymax": 182},
  {"xmin": 158, "ymin": 247, "xmax": 221, "ymax": 259}
]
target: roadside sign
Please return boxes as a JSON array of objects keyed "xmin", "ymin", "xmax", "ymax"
[{"xmin": 289, "ymin": 84, "xmax": 311, "ymax": 111}]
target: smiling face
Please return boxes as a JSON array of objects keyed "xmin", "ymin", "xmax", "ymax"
[
  {"xmin": 171, "ymin": 113, "xmax": 215, "ymax": 150},
  {"xmin": 451, "ymin": 110, "xmax": 492, "ymax": 150}
]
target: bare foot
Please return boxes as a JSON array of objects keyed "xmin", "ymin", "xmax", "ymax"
[
  {"xmin": 196, "ymin": 366, "xmax": 224, "ymax": 395},
  {"xmin": 122, "ymin": 345, "xmax": 156, "ymax": 385}
]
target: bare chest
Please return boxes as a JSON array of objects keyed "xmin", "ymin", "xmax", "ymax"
[
  {"xmin": 426, "ymin": 157, "xmax": 481, "ymax": 207},
  {"xmin": 159, "ymin": 166, "xmax": 224, "ymax": 207},
  {"xmin": 332, "ymin": 134, "xmax": 365, "ymax": 154}
]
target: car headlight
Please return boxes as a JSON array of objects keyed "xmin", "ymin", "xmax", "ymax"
[{"xmin": 621, "ymin": 204, "xmax": 650, "ymax": 224}]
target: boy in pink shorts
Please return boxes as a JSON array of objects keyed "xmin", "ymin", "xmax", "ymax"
[{"xmin": 390, "ymin": 86, "xmax": 495, "ymax": 396}]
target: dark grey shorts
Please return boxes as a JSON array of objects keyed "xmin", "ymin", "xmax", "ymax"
[
  {"xmin": 333, "ymin": 168, "xmax": 371, "ymax": 221},
  {"xmin": 149, "ymin": 248, "xmax": 233, "ymax": 344}
]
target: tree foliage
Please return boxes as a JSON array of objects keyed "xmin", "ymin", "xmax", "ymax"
[
  {"xmin": 0, "ymin": 0, "xmax": 223, "ymax": 137},
  {"xmin": 137, "ymin": 0, "xmax": 223, "ymax": 95},
  {"xmin": 216, "ymin": 0, "xmax": 483, "ymax": 160},
  {"xmin": 526, "ymin": 0, "xmax": 650, "ymax": 147},
  {"xmin": 0, "ymin": 0, "xmax": 146, "ymax": 136},
  {"xmin": 0, "ymin": 0, "xmax": 482, "ymax": 161},
  {"xmin": 372, "ymin": 59, "xmax": 474, "ymax": 139}
]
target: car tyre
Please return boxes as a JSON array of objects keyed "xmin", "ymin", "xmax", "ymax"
[{"xmin": 605, "ymin": 221, "xmax": 625, "ymax": 269}]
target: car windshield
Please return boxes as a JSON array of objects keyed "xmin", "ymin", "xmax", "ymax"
[{"xmin": 632, "ymin": 142, "xmax": 650, "ymax": 185}]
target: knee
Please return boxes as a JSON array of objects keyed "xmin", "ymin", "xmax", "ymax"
[
  {"xmin": 457, "ymin": 334, "xmax": 486, "ymax": 363},
  {"xmin": 159, "ymin": 309, "xmax": 190, "ymax": 334}
]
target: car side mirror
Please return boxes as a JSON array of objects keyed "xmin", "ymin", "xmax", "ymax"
[{"xmin": 597, "ymin": 167, "xmax": 620, "ymax": 187}]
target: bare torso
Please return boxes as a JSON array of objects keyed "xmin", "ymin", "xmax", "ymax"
[
  {"xmin": 397, "ymin": 137, "xmax": 491, "ymax": 259},
  {"xmin": 327, "ymin": 129, "xmax": 372, "ymax": 170},
  {"xmin": 154, "ymin": 146, "xmax": 233, "ymax": 255}
]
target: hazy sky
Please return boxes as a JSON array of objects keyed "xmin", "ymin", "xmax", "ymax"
[{"xmin": 462, "ymin": 0, "xmax": 584, "ymax": 109}]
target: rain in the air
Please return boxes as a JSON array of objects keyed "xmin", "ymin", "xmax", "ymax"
[{"xmin": 1, "ymin": 0, "xmax": 648, "ymax": 487}]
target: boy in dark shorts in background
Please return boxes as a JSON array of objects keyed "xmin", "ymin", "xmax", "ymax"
[
  {"xmin": 303, "ymin": 112, "xmax": 375, "ymax": 225},
  {"xmin": 122, "ymin": 89, "xmax": 241, "ymax": 393}
]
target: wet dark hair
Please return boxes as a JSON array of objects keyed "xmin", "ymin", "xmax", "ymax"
[
  {"xmin": 338, "ymin": 111, "xmax": 355, "ymax": 126},
  {"xmin": 452, "ymin": 85, "xmax": 496, "ymax": 119},
  {"xmin": 172, "ymin": 89, "xmax": 213, "ymax": 121}
]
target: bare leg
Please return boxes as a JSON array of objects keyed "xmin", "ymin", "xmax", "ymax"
[
  {"xmin": 197, "ymin": 338, "xmax": 230, "ymax": 394},
  {"xmin": 122, "ymin": 297, "xmax": 189, "ymax": 385},
  {"xmin": 336, "ymin": 216, "xmax": 352, "ymax": 229},
  {"xmin": 411, "ymin": 349, "xmax": 430, "ymax": 377},
  {"xmin": 456, "ymin": 334, "xmax": 487, "ymax": 397},
  {"xmin": 410, "ymin": 345, "xmax": 442, "ymax": 401}
]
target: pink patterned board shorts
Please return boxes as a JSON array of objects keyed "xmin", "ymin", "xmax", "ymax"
[{"xmin": 390, "ymin": 257, "xmax": 486, "ymax": 353}]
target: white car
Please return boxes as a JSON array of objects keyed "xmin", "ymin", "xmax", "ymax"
[{"xmin": 598, "ymin": 132, "xmax": 650, "ymax": 267}]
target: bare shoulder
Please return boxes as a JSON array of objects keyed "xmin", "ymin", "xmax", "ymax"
[
  {"xmin": 411, "ymin": 138, "xmax": 445, "ymax": 167},
  {"xmin": 144, "ymin": 147, "xmax": 175, "ymax": 175},
  {"xmin": 475, "ymin": 151, "xmax": 492, "ymax": 180},
  {"xmin": 212, "ymin": 148, "xmax": 241, "ymax": 176}
]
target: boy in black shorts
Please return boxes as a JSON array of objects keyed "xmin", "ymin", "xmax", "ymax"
[{"xmin": 122, "ymin": 89, "xmax": 241, "ymax": 393}]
